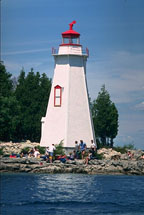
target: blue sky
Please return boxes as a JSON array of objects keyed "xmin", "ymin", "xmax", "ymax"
[{"xmin": 1, "ymin": 0, "xmax": 144, "ymax": 149}]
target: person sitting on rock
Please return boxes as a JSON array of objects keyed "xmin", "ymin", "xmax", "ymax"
[
  {"xmin": 74, "ymin": 141, "xmax": 80, "ymax": 159},
  {"xmin": 79, "ymin": 140, "xmax": 87, "ymax": 159},
  {"xmin": 57, "ymin": 154, "xmax": 67, "ymax": 163},
  {"xmin": 73, "ymin": 150, "xmax": 77, "ymax": 159},
  {"xmin": 20, "ymin": 149, "xmax": 28, "ymax": 158},
  {"xmin": 34, "ymin": 147, "xmax": 40, "ymax": 158},
  {"xmin": 42, "ymin": 147, "xmax": 50, "ymax": 162},
  {"xmin": 28, "ymin": 148, "xmax": 34, "ymax": 157},
  {"xmin": 127, "ymin": 150, "xmax": 134, "ymax": 159},
  {"xmin": 90, "ymin": 139, "xmax": 97, "ymax": 157},
  {"xmin": 85, "ymin": 150, "xmax": 92, "ymax": 165},
  {"xmin": 68, "ymin": 151, "xmax": 75, "ymax": 160}
]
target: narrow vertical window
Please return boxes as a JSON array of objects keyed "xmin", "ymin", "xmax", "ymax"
[{"xmin": 54, "ymin": 85, "xmax": 62, "ymax": 107}]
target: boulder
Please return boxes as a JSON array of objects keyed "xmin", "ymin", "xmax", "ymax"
[
  {"xmin": 97, "ymin": 148, "xmax": 121, "ymax": 160},
  {"xmin": 75, "ymin": 159, "xmax": 85, "ymax": 165},
  {"xmin": 0, "ymin": 141, "xmax": 40, "ymax": 155}
]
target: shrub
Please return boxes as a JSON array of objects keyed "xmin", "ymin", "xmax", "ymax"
[
  {"xmin": 37, "ymin": 145, "xmax": 45, "ymax": 154},
  {"xmin": 0, "ymin": 148, "xmax": 4, "ymax": 155},
  {"xmin": 95, "ymin": 153, "xmax": 104, "ymax": 160},
  {"xmin": 114, "ymin": 144, "xmax": 135, "ymax": 154},
  {"xmin": 54, "ymin": 141, "xmax": 65, "ymax": 156},
  {"xmin": 21, "ymin": 147, "xmax": 30, "ymax": 154}
]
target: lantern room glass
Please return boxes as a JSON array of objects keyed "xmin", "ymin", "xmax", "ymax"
[{"xmin": 62, "ymin": 37, "xmax": 80, "ymax": 45}]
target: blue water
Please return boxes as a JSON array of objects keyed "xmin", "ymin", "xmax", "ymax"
[{"xmin": 0, "ymin": 174, "xmax": 144, "ymax": 215}]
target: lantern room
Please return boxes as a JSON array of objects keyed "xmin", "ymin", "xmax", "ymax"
[{"xmin": 61, "ymin": 21, "xmax": 81, "ymax": 46}]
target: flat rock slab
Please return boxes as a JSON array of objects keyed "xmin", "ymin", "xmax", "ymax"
[{"xmin": 0, "ymin": 157, "xmax": 144, "ymax": 175}]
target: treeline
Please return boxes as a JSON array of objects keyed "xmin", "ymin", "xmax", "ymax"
[
  {"xmin": 91, "ymin": 85, "xmax": 119, "ymax": 148},
  {"xmin": 0, "ymin": 63, "xmax": 51, "ymax": 142},
  {"xmin": 0, "ymin": 63, "xmax": 119, "ymax": 147}
]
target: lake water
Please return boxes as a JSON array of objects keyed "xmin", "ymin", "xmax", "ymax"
[{"xmin": 0, "ymin": 173, "xmax": 144, "ymax": 215}]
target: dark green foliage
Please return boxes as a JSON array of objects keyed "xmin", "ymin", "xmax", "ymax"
[
  {"xmin": 0, "ymin": 96, "xmax": 21, "ymax": 141},
  {"xmin": 92, "ymin": 85, "xmax": 119, "ymax": 148},
  {"xmin": 0, "ymin": 63, "xmax": 13, "ymax": 97},
  {"xmin": 0, "ymin": 63, "xmax": 51, "ymax": 142},
  {"xmin": 0, "ymin": 147, "xmax": 4, "ymax": 155},
  {"xmin": 54, "ymin": 141, "xmax": 65, "ymax": 156},
  {"xmin": 114, "ymin": 144, "xmax": 135, "ymax": 154},
  {"xmin": 21, "ymin": 147, "xmax": 30, "ymax": 154},
  {"xmin": 95, "ymin": 153, "xmax": 104, "ymax": 160},
  {"xmin": 15, "ymin": 68, "xmax": 51, "ymax": 142},
  {"xmin": 0, "ymin": 63, "xmax": 21, "ymax": 141},
  {"xmin": 39, "ymin": 73, "xmax": 51, "ymax": 116},
  {"xmin": 37, "ymin": 145, "xmax": 45, "ymax": 154}
]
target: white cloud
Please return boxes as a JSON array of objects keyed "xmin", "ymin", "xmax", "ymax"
[
  {"xmin": 4, "ymin": 59, "xmax": 54, "ymax": 78},
  {"xmin": 2, "ymin": 39, "xmax": 60, "ymax": 47},
  {"xmin": 2, "ymin": 48, "xmax": 51, "ymax": 56},
  {"xmin": 134, "ymin": 102, "xmax": 144, "ymax": 111}
]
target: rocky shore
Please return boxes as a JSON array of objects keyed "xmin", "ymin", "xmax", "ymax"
[
  {"xmin": 0, "ymin": 156, "xmax": 144, "ymax": 175},
  {"xmin": 0, "ymin": 142, "xmax": 144, "ymax": 175}
]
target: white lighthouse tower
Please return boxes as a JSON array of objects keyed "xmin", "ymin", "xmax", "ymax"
[{"xmin": 40, "ymin": 21, "xmax": 95, "ymax": 149}]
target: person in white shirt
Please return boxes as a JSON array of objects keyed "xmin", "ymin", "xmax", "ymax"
[
  {"xmin": 34, "ymin": 147, "xmax": 40, "ymax": 158},
  {"xmin": 49, "ymin": 144, "xmax": 56, "ymax": 163},
  {"xmin": 45, "ymin": 147, "xmax": 49, "ymax": 155},
  {"xmin": 90, "ymin": 140, "xmax": 96, "ymax": 157}
]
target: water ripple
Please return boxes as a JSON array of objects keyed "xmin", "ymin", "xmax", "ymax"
[{"xmin": 1, "ymin": 174, "xmax": 144, "ymax": 215}]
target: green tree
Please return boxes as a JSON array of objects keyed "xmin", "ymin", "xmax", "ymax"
[
  {"xmin": 15, "ymin": 68, "xmax": 51, "ymax": 142},
  {"xmin": 39, "ymin": 73, "xmax": 51, "ymax": 116},
  {"xmin": 0, "ymin": 64, "xmax": 52, "ymax": 142},
  {"xmin": 92, "ymin": 85, "xmax": 119, "ymax": 148},
  {"xmin": 0, "ymin": 96, "xmax": 21, "ymax": 141},
  {"xmin": 0, "ymin": 63, "xmax": 20, "ymax": 141},
  {"xmin": 0, "ymin": 63, "xmax": 13, "ymax": 97},
  {"xmin": 108, "ymin": 103, "xmax": 119, "ymax": 147}
]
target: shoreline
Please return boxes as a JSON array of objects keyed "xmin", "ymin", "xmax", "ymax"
[
  {"xmin": 1, "ymin": 157, "xmax": 144, "ymax": 175},
  {"xmin": 0, "ymin": 142, "xmax": 144, "ymax": 175}
]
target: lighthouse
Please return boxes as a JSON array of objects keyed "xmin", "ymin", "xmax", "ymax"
[{"xmin": 40, "ymin": 21, "xmax": 95, "ymax": 149}]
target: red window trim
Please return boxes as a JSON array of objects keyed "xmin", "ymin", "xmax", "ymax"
[{"xmin": 54, "ymin": 85, "xmax": 62, "ymax": 107}]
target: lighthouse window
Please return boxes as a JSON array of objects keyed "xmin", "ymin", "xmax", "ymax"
[
  {"xmin": 63, "ymin": 38, "xmax": 69, "ymax": 44},
  {"xmin": 54, "ymin": 85, "xmax": 62, "ymax": 107},
  {"xmin": 71, "ymin": 38, "xmax": 77, "ymax": 44}
]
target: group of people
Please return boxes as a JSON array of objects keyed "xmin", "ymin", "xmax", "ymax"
[
  {"xmin": 54, "ymin": 139, "xmax": 97, "ymax": 164},
  {"xmin": 42, "ymin": 139, "xmax": 97, "ymax": 164},
  {"xmin": 19, "ymin": 140, "xmax": 97, "ymax": 164},
  {"xmin": 127, "ymin": 150, "xmax": 144, "ymax": 160},
  {"xmin": 20, "ymin": 147, "xmax": 41, "ymax": 158},
  {"xmin": 74, "ymin": 139, "xmax": 96, "ymax": 160},
  {"xmin": 19, "ymin": 144, "xmax": 56, "ymax": 163}
]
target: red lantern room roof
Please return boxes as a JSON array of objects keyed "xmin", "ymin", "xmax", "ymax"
[{"xmin": 62, "ymin": 21, "xmax": 80, "ymax": 38}]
